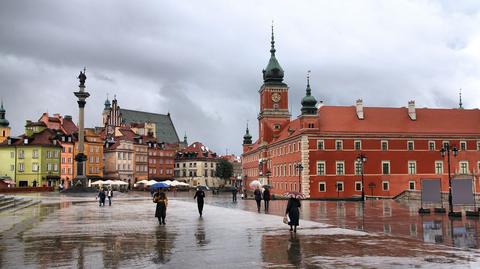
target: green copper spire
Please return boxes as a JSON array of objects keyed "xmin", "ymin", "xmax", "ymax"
[
  {"xmin": 301, "ymin": 71, "xmax": 318, "ymax": 115},
  {"xmin": 262, "ymin": 23, "xmax": 284, "ymax": 84},
  {"xmin": 104, "ymin": 93, "xmax": 111, "ymax": 110},
  {"xmin": 243, "ymin": 122, "xmax": 252, "ymax": 145},
  {"xmin": 0, "ymin": 99, "xmax": 9, "ymax": 127}
]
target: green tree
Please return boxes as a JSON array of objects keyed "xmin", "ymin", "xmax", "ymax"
[{"xmin": 215, "ymin": 159, "xmax": 233, "ymax": 185}]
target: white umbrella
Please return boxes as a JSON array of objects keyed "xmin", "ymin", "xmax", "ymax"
[
  {"xmin": 136, "ymin": 180, "xmax": 149, "ymax": 185},
  {"xmin": 103, "ymin": 180, "xmax": 115, "ymax": 185},
  {"xmin": 147, "ymin": 180, "xmax": 158, "ymax": 186},
  {"xmin": 91, "ymin": 180, "xmax": 104, "ymax": 185},
  {"xmin": 249, "ymin": 180, "xmax": 262, "ymax": 189},
  {"xmin": 113, "ymin": 180, "xmax": 128, "ymax": 185}
]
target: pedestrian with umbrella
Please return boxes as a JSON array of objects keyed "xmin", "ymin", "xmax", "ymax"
[
  {"xmin": 153, "ymin": 189, "xmax": 168, "ymax": 225},
  {"xmin": 194, "ymin": 186, "xmax": 206, "ymax": 217},
  {"xmin": 263, "ymin": 186, "xmax": 271, "ymax": 213},
  {"xmin": 284, "ymin": 191, "xmax": 303, "ymax": 233},
  {"xmin": 254, "ymin": 186, "xmax": 262, "ymax": 213}
]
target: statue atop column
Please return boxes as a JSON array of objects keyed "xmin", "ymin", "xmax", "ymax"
[{"xmin": 78, "ymin": 68, "xmax": 87, "ymax": 87}]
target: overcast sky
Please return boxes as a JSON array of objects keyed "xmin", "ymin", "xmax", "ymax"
[{"xmin": 1, "ymin": 1, "xmax": 480, "ymax": 155}]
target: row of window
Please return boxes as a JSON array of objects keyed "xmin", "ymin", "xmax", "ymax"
[
  {"xmin": 174, "ymin": 162, "xmax": 216, "ymax": 168},
  {"xmin": 149, "ymin": 159, "xmax": 174, "ymax": 164},
  {"xmin": 270, "ymin": 141, "xmax": 302, "ymax": 158},
  {"xmin": 117, "ymin": 152, "xmax": 133, "ymax": 160},
  {"xmin": 135, "ymin": 165, "xmax": 148, "ymax": 172},
  {"xmin": 89, "ymin": 166, "xmax": 101, "ymax": 174},
  {"xmin": 174, "ymin": 169, "xmax": 216, "ymax": 177},
  {"xmin": 272, "ymin": 162, "xmax": 301, "ymax": 177},
  {"xmin": 316, "ymin": 160, "xmax": 476, "ymax": 175},
  {"xmin": 17, "ymin": 163, "xmax": 58, "ymax": 172},
  {"xmin": 317, "ymin": 180, "xmax": 416, "ymax": 192},
  {"xmin": 15, "ymin": 150, "xmax": 60, "ymax": 159},
  {"xmin": 61, "ymin": 167, "xmax": 72, "ymax": 175},
  {"xmin": 317, "ymin": 140, "xmax": 476, "ymax": 151},
  {"xmin": 148, "ymin": 151, "xmax": 174, "ymax": 157},
  {"xmin": 135, "ymin": 155, "xmax": 148, "ymax": 162},
  {"xmin": 149, "ymin": 168, "xmax": 173, "ymax": 175}
]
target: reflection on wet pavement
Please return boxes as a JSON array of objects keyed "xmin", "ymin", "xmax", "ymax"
[{"xmin": 1, "ymin": 192, "xmax": 480, "ymax": 268}]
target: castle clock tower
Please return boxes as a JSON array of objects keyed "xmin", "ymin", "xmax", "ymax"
[{"xmin": 258, "ymin": 27, "xmax": 290, "ymax": 143}]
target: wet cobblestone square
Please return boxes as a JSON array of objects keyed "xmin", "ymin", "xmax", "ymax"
[{"xmin": 1, "ymin": 192, "xmax": 480, "ymax": 268}]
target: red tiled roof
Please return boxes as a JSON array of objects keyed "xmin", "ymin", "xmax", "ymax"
[
  {"xmin": 62, "ymin": 118, "xmax": 78, "ymax": 135},
  {"xmin": 0, "ymin": 129, "xmax": 60, "ymax": 147},
  {"xmin": 317, "ymin": 106, "xmax": 480, "ymax": 135},
  {"xmin": 179, "ymin": 142, "xmax": 216, "ymax": 158}
]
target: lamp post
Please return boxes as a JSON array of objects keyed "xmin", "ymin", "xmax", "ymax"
[
  {"xmin": 295, "ymin": 163, "xmax": 303, "ymax": 192},
  {"xmin": 356, "ymin": 154, "xmax": 367, "ymax": 202},
  {"xmin": 440, "ymin": 143, "xmax": 458, "ymax": 216}
]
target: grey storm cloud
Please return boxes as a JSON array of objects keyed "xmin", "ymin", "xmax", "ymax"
[{"xmin": 1, "ymin": 0, "xmax": 480, "ymax": 155}]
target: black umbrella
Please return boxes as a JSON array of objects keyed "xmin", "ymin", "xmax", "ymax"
[
  {"xmin": 262, "ymin": 184, "xmax": 273, "ymax": 189},
  {"xmin": 196, "ymin": 185, "xmax": 210, "ymax": 191}
]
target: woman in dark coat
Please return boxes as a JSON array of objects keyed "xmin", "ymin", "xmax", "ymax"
[
  {"xmin": 154, "ymin": 191, "xmax": 168, "ymax": 225},
  {"xmin": 285, "ymin": 197, "xmax": 301, "ymax": 232},
  {"xmin": 254, "ymin": 187, "xmax": 262, "ymax": 213}
]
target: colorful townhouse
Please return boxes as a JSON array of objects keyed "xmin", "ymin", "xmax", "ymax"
[
  {"xmin": 39, "ymin": 113, "xmax": 77, "ymax": 188},
  {"xmin": 0, "ymin": 121, "xmax": 61, "ymax": 187},
  {"xmin": 147, "ymin": 140, "xmax": 176, "ymax": 181},
  {"xmin": 74, "ymin": 128, "xmax": 104, "ymax": 182}
]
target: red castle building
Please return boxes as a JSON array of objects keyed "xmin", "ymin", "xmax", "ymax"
[{"xmin": 242, "ymin": 29, "xmax": 480, "ymax": 199}]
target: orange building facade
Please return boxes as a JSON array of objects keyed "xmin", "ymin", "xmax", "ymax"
[{"xmin": 242, "ymin": 30, "xmax": 480, "ymax": 199}]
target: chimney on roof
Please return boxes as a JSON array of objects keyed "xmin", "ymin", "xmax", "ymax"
[
  {"xmin": 356, "ymin": 99, "xmax": 364, "ymax": 120},
  {"xmin": 408, "ymin": 100, "xmax": 416, "ymax": 120}
]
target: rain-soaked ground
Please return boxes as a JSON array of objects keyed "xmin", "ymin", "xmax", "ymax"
[{"xmin": 1, "ymin": 191, "xmax": 480, "ymax": 268}]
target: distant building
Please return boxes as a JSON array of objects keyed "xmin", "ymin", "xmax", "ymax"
[
  {"xmin": 0, "ymin": 122, "xmax": 61, "ymax": 187},
  {"xmin": 102, "ymin": 96, "xmax": 180, "ymax": 144},
  {"xmin": 220, "ymin": 154, "xmax": 243, "ymax": 188},
  {"xmin": 147, "ymin": 140, "xmax": 176, "ymax": 181},
  {"xmin": 174, "ymin": 142, "xmax": 221, "ymax": 187},
  {"xmin": 104, "ymin": 128, "xmax": 135, "ymax": 185}
]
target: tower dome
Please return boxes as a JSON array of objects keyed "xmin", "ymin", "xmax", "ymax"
[
  {"xmin": 301, "ymin": 72, "xmax": 318, "ymax": 115},
  {"xmin": 0, "ymin": 100, "xmax": 9, "ymax": 127}
]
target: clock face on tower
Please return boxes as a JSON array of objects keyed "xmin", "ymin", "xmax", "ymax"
[{"xmin": 271, "ymin": 92, "xmax": 281, "ymax": 103}]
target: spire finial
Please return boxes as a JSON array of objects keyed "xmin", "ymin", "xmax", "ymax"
[
  {"xmin": 1, "ymin": 98, "xmax": 3, "ymax": 110},
  {"xmin": 270, "ymin": 21, "xmax": 276, "ymax": 56},
  {"xmin": 306, "ymin": 70, "xmax": 312, "ymax": 96},
  {"xmin": 459, "ymin": 88, "xmax": 463, "ymax": 109},
  {"xmin": 246, "ymin": 120, "xmax": 250, "ymax": 133}
]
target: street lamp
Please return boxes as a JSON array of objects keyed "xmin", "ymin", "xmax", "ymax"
[
  {"xmin": 265, "ymin": 170, "xmax": 271, "ymax": 186},
  {"xmin": 440, "ymin": 143, "xmax": 459, "ymax": 217},
  {"xmin": 295, "ymin": 163, "xmax": 303, "ymax": 192},
  {"xmin": 356, "ymin": 154, "xmax": 367, "ymax": 202}
]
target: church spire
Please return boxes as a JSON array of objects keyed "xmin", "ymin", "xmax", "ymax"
[
  {"xmin": 262, "ymin": 22, "xmax": 284, "ymax": 84},
  {"xmin": 459, "ymin": 89, "xmax": 463, "ymax": 109},
  {"xmin": 0, "ymin": 99, "xmax": 9, "ymax": 127},
  {"xmin": 243, "ymin": 121, "xmax": 252, "ymax": 145}
]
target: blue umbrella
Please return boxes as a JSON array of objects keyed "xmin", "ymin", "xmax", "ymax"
[{"xmin": 151, "ymin": 182, "xmax": 170, "ymax": 189}]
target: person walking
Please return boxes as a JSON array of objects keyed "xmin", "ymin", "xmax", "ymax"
[
  {"xmin": 232, "ymin": 187, "xmax": 238, "ymax": 202},
  {"xmin": 107, "ymin": 188, "xmax": 114, "ymax": 206},
  {"xmin": 154, "ymin": 190, "xmax": 168, "ymax": 225},
  {"xmin": 98, "ymin": 188, "xmax": 106, "ymax": 207},
  {"xmin": 285, "ymin": 197, "xmax": 301, "ymax": 233},
  {"xmin": 194, "ymin": 187, "xmax": 206, "ymax": 217},
  {"xmin": 254, "ymin": 187, "xmax": 262, "ymax": 213},
  {"xmin": 263, "ymin": 187, "xmax": 271, "ymax": 213}
]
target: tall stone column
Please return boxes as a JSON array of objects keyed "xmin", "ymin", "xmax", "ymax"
[{"xmin": 73, "ymin": 69, "xmax": 90, "ymax": 187}]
